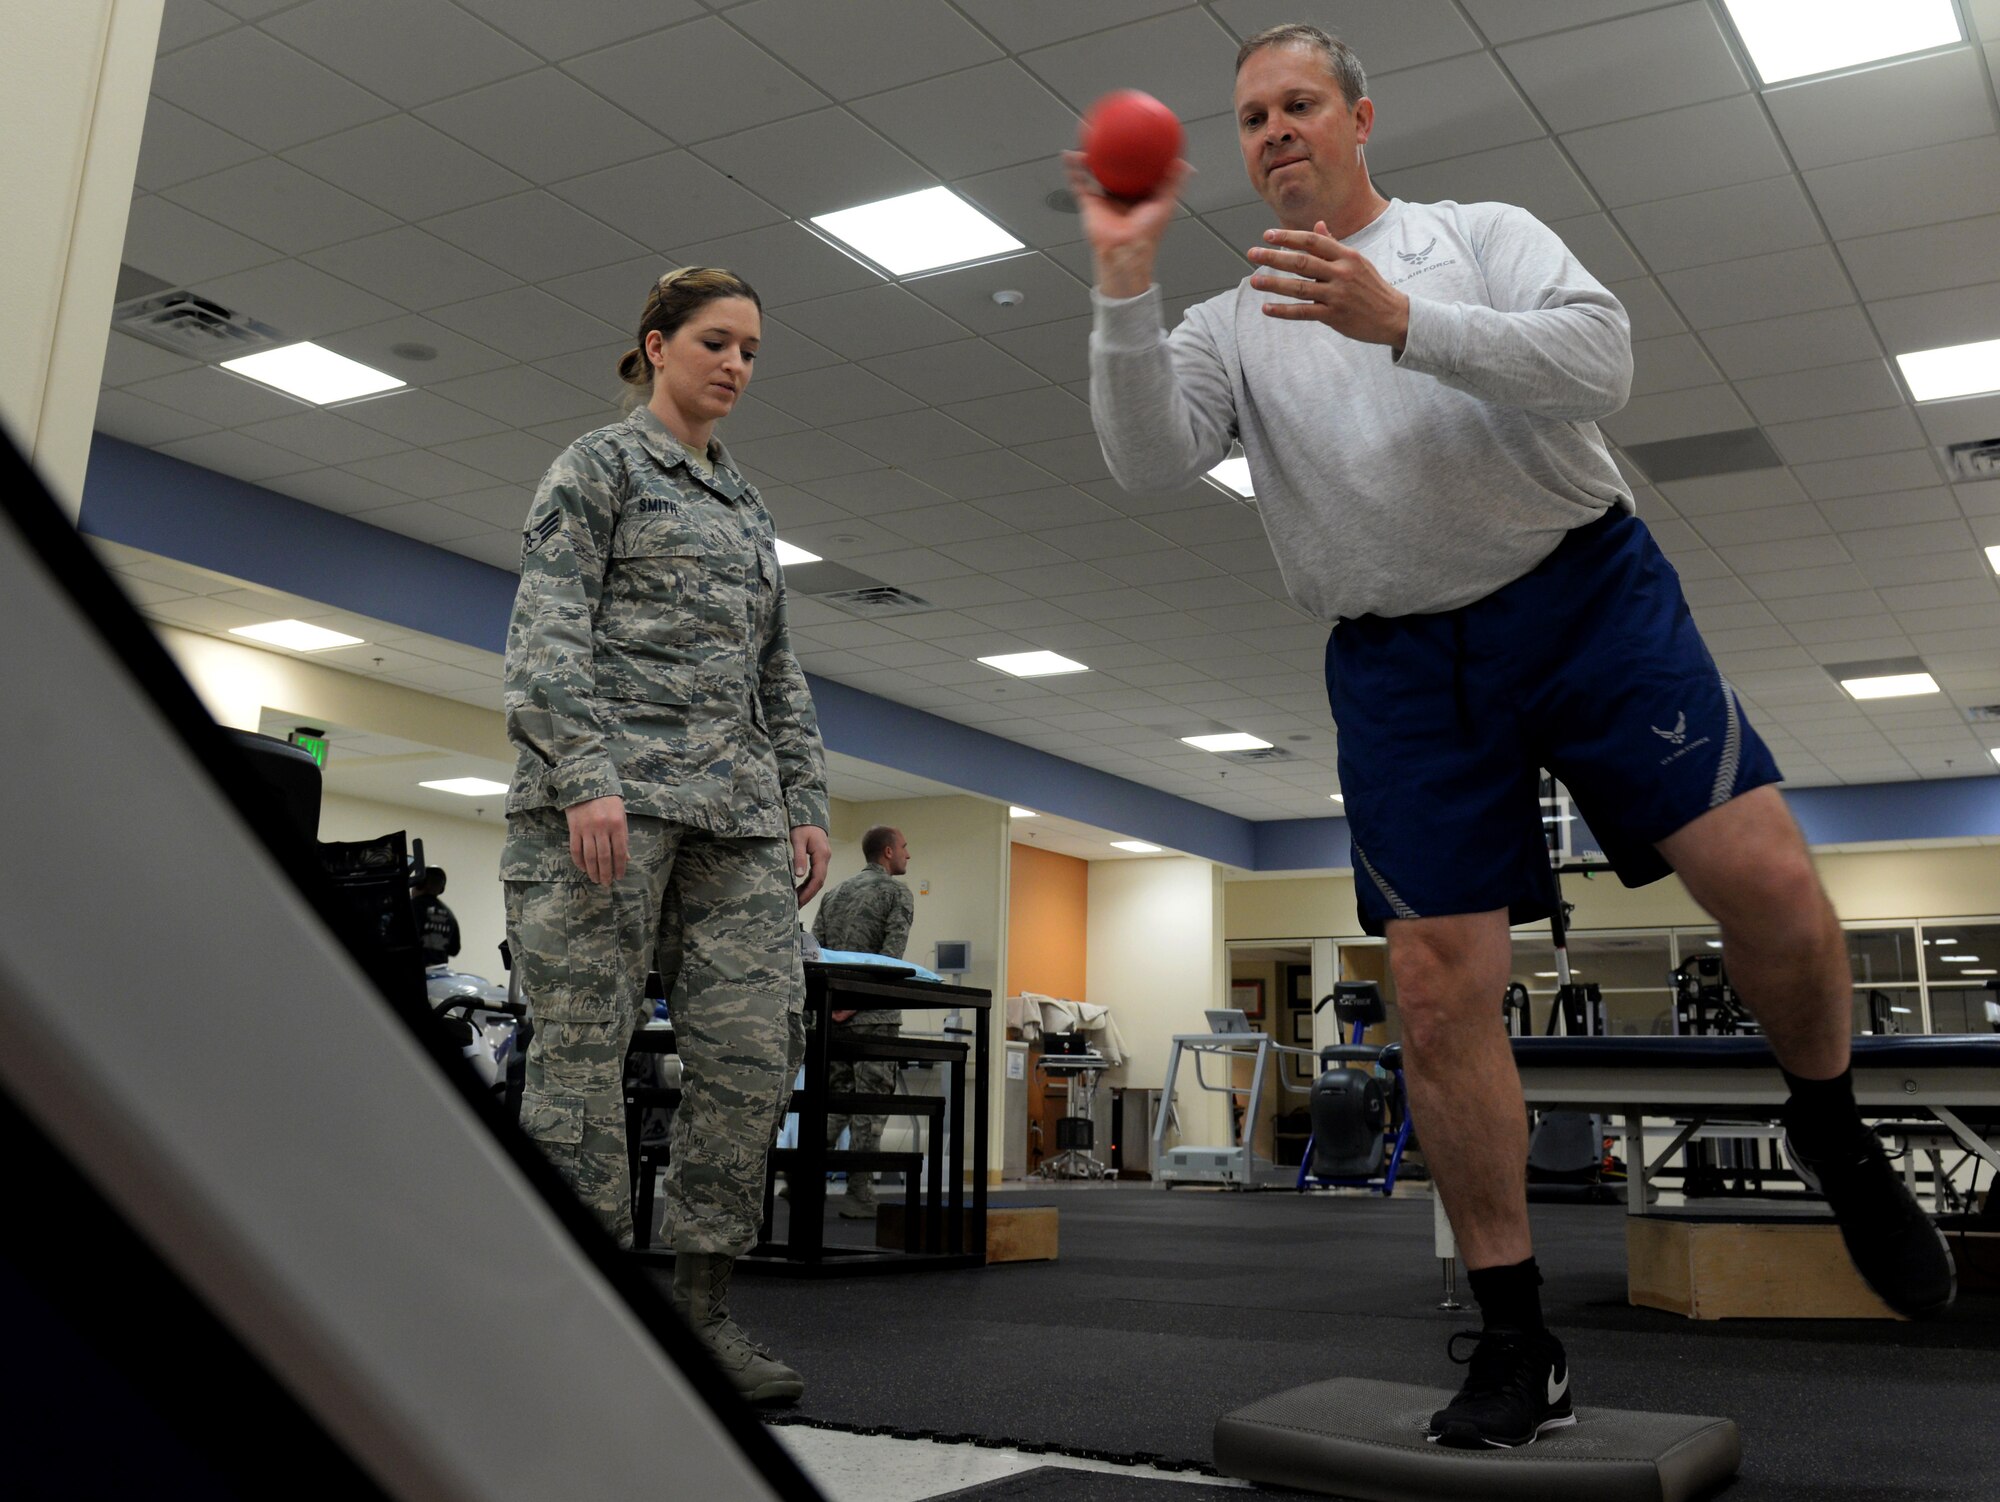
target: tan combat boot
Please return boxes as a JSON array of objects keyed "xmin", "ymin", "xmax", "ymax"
[{"xmin": 671, "ymin": 1252, "xmax": 804, "ymax": 1404}]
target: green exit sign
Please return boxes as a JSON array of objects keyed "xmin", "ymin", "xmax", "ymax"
[{"xmin": 288, "ymin": 729, "xmax": 329, "ymax": 768}]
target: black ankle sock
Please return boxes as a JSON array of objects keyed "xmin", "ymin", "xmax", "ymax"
[
  {"xmin": 1782, "ymin": 1066, "xmax": 1861, "ymax": 1153},
  {"xmin": 1468, "ymin": 1257, "xmax": 1544, "ymax": 1333}
]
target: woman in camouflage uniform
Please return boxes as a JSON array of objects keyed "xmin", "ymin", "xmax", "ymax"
[{"xmin": 502, "ymin": 267, "xmax": 830, "ymax": 1404}]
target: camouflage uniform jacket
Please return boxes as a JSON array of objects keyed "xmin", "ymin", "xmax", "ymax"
[
  {"xmin": 503, "ymin": 405, "xmax": 828, "ymax": 841},
  {"xmin": 812, "ymin": 863, "xmax": 914, "ymax": 960}
]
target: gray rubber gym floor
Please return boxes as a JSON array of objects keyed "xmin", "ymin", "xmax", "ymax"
[{"xmin": 700, "ymin": 1186, "xmax": 2000, "ymax": 1501}]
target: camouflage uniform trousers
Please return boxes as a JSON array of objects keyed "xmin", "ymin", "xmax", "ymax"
[
  {"xmin": 826, "ymin": 1021, "xmax": 902, "ymax": 1202},
  {"xmin": 504, "ymin": 808, "xmax": 804, "ymax": 1254}
]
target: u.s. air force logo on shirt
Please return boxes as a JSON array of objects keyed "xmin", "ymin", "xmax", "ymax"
[{"xmin": 1385, "ymin": 236, "xmax": 1458, "ymax": 287}]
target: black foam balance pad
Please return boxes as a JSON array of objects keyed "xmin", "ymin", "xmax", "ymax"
[{"xmin": 1214, "ymin": 1378, "xmax": 1739, "ymax": 1502}]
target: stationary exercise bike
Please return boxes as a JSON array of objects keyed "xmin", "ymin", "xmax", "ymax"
[{"xmin": 1297, "ymin": 982, "xmax": 1412, "ymax": 1196}]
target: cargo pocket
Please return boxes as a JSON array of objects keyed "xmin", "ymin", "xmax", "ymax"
[{"xmin": 518, "ymin": 1089, "xmax": 584, "ymax": 1151}]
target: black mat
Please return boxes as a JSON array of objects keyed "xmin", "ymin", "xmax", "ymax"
[
  {"xmin": 929, "ymin": 1467, "xmax": 1281, "ymax": 1499},
  {"xmin": 709, "ymin": 1189, "xmax": 2000, "ymax": 1500}
]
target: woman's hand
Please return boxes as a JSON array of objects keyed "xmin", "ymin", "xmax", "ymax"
[
  {"xmin": 566, "ymin": 795, "xmax": 629, "ymax": 885},
  {"xmin": 791, "ymin": 824, "xmax": 831, "ymax": 905}
]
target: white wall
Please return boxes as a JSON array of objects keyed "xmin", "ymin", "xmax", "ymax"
[
  {"xmin": 319, "ymin": 792, "xmax": 508, "ymax": 985},
  {"xmin": 1087, "ymin": 857, "xmax": 1229, "ymax": 1148},
  {"xmin": 2, "ymin": 0, "xmax": 163, "ymax": 515}
]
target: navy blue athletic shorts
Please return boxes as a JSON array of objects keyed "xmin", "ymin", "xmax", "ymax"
[{"xmin": 1327, "ymin": 508, "xmax": 1781, "ymax": 937}]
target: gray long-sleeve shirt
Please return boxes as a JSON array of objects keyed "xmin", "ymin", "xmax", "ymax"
[{"xmin": 1089, "ymin": 198, "xmax": 1635, "ymax": 622}]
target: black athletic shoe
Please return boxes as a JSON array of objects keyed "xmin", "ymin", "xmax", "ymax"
[
  {"xmin": 1427, "ymin": 1328, "xmax": 1575, "ymax": 1449},
  {"xmin": 1785, "ymin": 1111, "xmax": 1956, "ymax": 1318}
]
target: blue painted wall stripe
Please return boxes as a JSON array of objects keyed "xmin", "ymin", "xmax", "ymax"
[{"xmin": 80, "ymin": 435, "xmax": 2000, "ymax": 865}]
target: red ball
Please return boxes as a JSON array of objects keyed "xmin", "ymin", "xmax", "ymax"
[{"xmin": 1082, "ymin": 89, "xmax": 1184, "ymax": 200}]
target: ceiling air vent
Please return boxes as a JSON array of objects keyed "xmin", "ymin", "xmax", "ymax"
[
  {"xmin": 1944, "ymin": 439, "xmax": 2000, "ymax": 483},
  {"xmin": 821, "ymin": 585, "xmax": 934, "ymax": 618},
  {"xmin": 1221, "ymin": 746, "xmax": 1296, "ymax": 765},
  {"xmin": 1966, "ymin": 705, "xmax": 2000, "ymax": 723},
  {"xmin": 112, "ymin": 290, "xmax": 284, "ymax": 361},
  {"xmin": 1622, "ymin": 427, "xmax": 1782, "ymax": 484}
]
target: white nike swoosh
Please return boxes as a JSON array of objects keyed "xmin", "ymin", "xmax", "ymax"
[{"xmin": 1547, "ymin": 1369, "xmax": 1569, "ymax": 1405}]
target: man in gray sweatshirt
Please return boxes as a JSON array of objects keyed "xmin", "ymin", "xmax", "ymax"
[{"xmin": 1082, "ymin": 22, "xmax": 1953, "ymax": 1450}]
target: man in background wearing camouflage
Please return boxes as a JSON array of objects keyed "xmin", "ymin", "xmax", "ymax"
[
  {"xmin": 502, "ymin": 264, "xmax": 830, "ymax": 1405},
  {"xmin": 811, "ymin": 825, "xmax": 915, "ymax": 1217}
]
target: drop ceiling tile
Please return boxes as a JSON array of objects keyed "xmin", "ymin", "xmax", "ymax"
[
  {"xmin": 121, "ymin": 195, "xmax": 280, "ymax": 286},
  {"xmin": 343, "ymin": 448, "xmax": 497, "ymax": 498},
  {"xmin": 454, "ymin": 0, "xmax": 703, "ymax": 61},
  {"xmin": 1037, "ymin": 519, "xmax": 1176, "ymax": 562},
  {"xmin": 126, "ymin": 366, "xmax": 310, "ymax": 426},
  {"xmin": 1053, "ymin": 222, "xmax": 1247, "ymax": 300},
  {"xmin": 427, "ymin": 287, "xmax": 626, "ymax": 363},
  {"xmin": 852, "ymin": 62, "xmax": 1076, "ymax": 181},
  {"xmin": 551, "ymin": 150, "xmax": 785, "ymax": 249},
  {"xmin": 907, "ymin": 253, "xmax": 1090, "ymax": 333},
  {"xmin": 955, "ymin": 157, "xmax": 1096, "ymax": 249},
  {"xmin": 1629, "ymin": 334, "xmax": 1723, "ymax": 397},
  {"xmin": 986, "ymin": 313, "xmax": 1094, "ymax": 386},
  {"xmin": 978, "ymin": 487, "xmax": 1117, "ymax": 533},
  {"xmin": 1364, "ymin": 52, "xmax": 1547, "ymax": 174},
  {"xmin": 196, "ymin": 259, "xmax": 402, "ymax": 339},
  {"xmin": 1500, "ymin": 2, "xmax": 1747, "ymax": 132},
  {"xmin": 353, "ymin": 499, "xmax": 491, "ymax": 544},
  {"xmin": 1600, "ymin": 385, "xmax": 1753, "ymax": 447},
  {"xmin": 564, "ymin": 16, "xmax": 827, "ymax": 145},
  {"xmin": 1878, "ymin": 575, "xmax": 2000, "ymax": 612},
  {"xmin": 725, "ymin": 432, "xmax": 881, "ymax": 484},
  {"xmin": 237, "ymin": 409, "xmax": 409, "ymax": 465},
  {"xmin": 157, "ymin": 0, "xmax": 238, "ymax": 53},
  {"xmin": 1015, "ymin": 434, "xmax": 1110, "ymax": 484},
  {"xmin": 865, "ymin": 339, "xmax": 1045, "ymax": 403},
  {"xmin": 1691, "ymin": 503, "xmax": 1829, "ymax": 550},
  {"xmin": 285, "ymin": 116, "xmax": 530, "ymax": 223},
  {"xmin": 263, "ymin": 0, "xmax": 538, "ymax": 108},
  {"xmin": 418, "ymin": 70, "xmax": 669, "ymax": 183},
  {"xmin": 1792, "ymin": 450, "xmax": 1944, "ymax": 500},
  {"xmin": 1736, "ymin": 360, "xmax": 1903, "ymax": 427},
  {"xmin": 151, "ymin": 28, "xmax": 393, "ymax": 151},
  {"xmin": 881, "ymin": 503, "xmax": 1015, "ymax": 548},
  {"xmin": 1864, "ymin": 516, "xmax": 1982, "ymax": 559},
  {"xmin": 320, "ymin": 315, "xmax": 514, "ymax": 386},
  {"xmin": 1818, "ymin": 488, "xmax": 1960, "ymax": 534},
  {"xmin": 425, "ymin": 191, "xmax": 646, "ymax": 283},
  {"xmin": 133, "ymin": 100, "xmax": 262, "ymax": 192},
  {"xmin": 1862, "ymin": 549, "xmax": 1989, "ymax": 589},
  {"xmin": 954, "ymin": 0, "xmax": 1184, "ymax": 51},
  {"xmin": 1840, "ymin": 213, "xmax": 2000, "ymax": 304},
  {"xmin": 935, "ymin": 533, "xmax": 1073, "ymax": 572},
  {"xmin": 667, "ymin": 222, "xmax": 882, "ymax": 307},
  {"xmin": 1613, "ymin": 176, "xmax": 1825, "ymax": 275},
  {"xmin": 698, "ymin": 393, "xmax": 803, "ymax": 444},
  {"xmin": 1378, "ymin": 139, "xmax": 1594, "ymax": 227},
  {"xmin": 1700, "ymin": 305, "xmax": 1882, "ymax": 382},
  {"xmin": 1768, "ymin": 48, "xmax": 1993, "ymax": 171},
  {"xmin": 167, "ymin": 157, "xmax": 398, "ymax": 256},
  {"xmin": 1743, "ymin": 563, "xmax": 1871, "ymax": 600},
  {"xmin": 695, "ymin": 110, "xmax": 935, "ymax": 221},
  {"xmin": 942, "ymin": 386, "xmax": 1095, "ymax": 446},
  {"xmin": 434, "ymin": 430, "xmax": 567, "ymax": 485},
  {"xmin": 800, "ymin": 470, "xmax": 951, "ymax": 517},
  {"xmin": 1805, "ymin": 135, "xmax": 2000, "ymax": 241},
  {"xmin": 1539, "ymin": 213, "xmax": 1644, "ymax": 285},
  {"xmin": 902, "ymin": 449, "xmax": 1059, "ymax": 500},
  {"xmin": 158, "ymin": 428, "xmax": 314, "ymax": 482},
  {"xmin": 1562, "ymin": 94, "xmax": 1788, "ymax": 209},
  {"xmin": 1916, "ymin": 392, "xmax": 2000, "ymax": 448},
  {"xmin": 304, "ymin": 227, "xmax": 519, "ymax": 314},
  {"xmin": 775, "ymin": 284, "xmax": 969, "ymax": 362},
  {"xmin": 758, "ymin": 488, "xmax": 851, "ymax": 529},
  {"xmin": 1603, "ymin": 277, "xmax": 1684, "ymax": 341},
  {"xmin": 429, "ymin": 366, "xmax": 610, "ymax": 427},
  {"xmin": 1024, "ymin": 8, "xmax": 1239, "ymax": 119},
  {"xmin": 1768, "ymin": 408, "xmax": 1927, "ymax": 466},
  {"xmin": 1661, "ymin": 245, "xmax": 1854, "ymax": 331},
  {"xmin": 853, "ymin": 546, "xmax": 973, "ymax": 585},
  {"xmin": 752, "ymin": 365, "xmax": 925, "ymax": 427},
  {"xmin": 731, "ymin": 0, "xmax": 999, "ymax": 99},
  {"xmin": 1172, "ymin": 109, "xmax": 1264, "ymax": 216},
  {"xmin": 440, "ymin": 483, "xmax": 537, "ymax": 528},
  {"xmin": 1716, "ymin": 536, "xmax": 1854, "ymax": 574},
  {"xmin": 539, "ymin": 256, "xmax": 673, "ymax": 328},
  {"xmin": 830, "ymin": 410, "xmax": 993, "ymax": 467},
  {"xmin": 1872, "ymin": 280, "xmax": 2000, "ymax": 357},
  {"xmin": 92, "ymin": 388, "xmax": 218, "ymax": 446}
]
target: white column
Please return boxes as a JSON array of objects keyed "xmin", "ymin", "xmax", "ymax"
[{"xmin": 0, "ymin": 0, "xmax": 164, "ymax": 519}]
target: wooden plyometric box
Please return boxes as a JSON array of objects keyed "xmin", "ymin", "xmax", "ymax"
[
  {"xmin": 1627, "ymin": 1214, "xmax": 1901, "ymax": 1320},
  {"xmin": 876, "ymin": 1203, "xmax": 1058, "ymax": 1264}
]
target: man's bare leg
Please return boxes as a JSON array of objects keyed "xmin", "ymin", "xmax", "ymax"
[
  {"xmin": 1387, "ymin": 909, "xmax": 1528, "ymax": 1270},
  {"xmin": 1656, "ymin": 784, "xmax": 1954, "ymax": 1316}
]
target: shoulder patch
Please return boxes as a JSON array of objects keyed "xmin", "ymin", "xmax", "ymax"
[{"xmin": 525, "ymin": 510, "xmax": 561, "ymax": 553}]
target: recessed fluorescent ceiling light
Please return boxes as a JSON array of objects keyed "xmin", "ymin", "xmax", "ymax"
[
  {"xmin": 811, "ymin": 187, "xmax": 1023, "ymax": 277},
  {"xmin": 1328, "ymin": 793, "xmax": 1344, "ymax": 804},
  {"xmin": 1111, "ymin": 840, "xmax": 1162, "ymax": 853},
  {"xmin": 1896, "ymin": 338, "xmax": 2000, "ymax": 402},
  {"xmin": 1966, "ymin": 969, "xmax": 1998, "ymax": 977},
  {"xmin": 1839, "ymin": 671, "xmax": 1940, "ymax": 699},
  {"xmin": 1941, "ymin": 953, "xmax": 1983, "ymax": 963},
  {"xmin": 773, "ymin": 539, "xmax": 821, "ymax": 566},
  {"xmin": 1205, "ymin": 454, "xmax": 1254, "ymax": 498},
  {"xmin": 1985, "ymin": 544, "xmax": 2000, "ymax": 574},
  {"xmin": 1182, "ymin": 732, "xmax": 1273, "ymax": 753},
  {"xmin": 221, "ymin": 342, "xmax": 405, "ymax": 405},
  {"xmin": 1009, "ymin": 807, "xmax": 1039, "ymax": 817},
  {"xmin": 1992, "ymin": 748, "xmax": 2000, "ymax": 767},
  {"xmin": 420, "ymin": 777, "xmax": 510, "ymax": 797},
  {"xmin": 1721, "ymin": 0, "xmax": 1960, "ymax": 86},
  {"xmin": 229, "ymin": 619, "xmax": 362, "ymax": 651},
  {"xmin": 979, "ymin": 650, "xmax": 1088, "ymax": 677}
]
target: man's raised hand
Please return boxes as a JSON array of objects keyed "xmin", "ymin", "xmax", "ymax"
[{"xmin": 1247, "ymin": 221, "xmax": 1410, "ymax": 352}]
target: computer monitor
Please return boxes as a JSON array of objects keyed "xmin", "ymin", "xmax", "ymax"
[
  {"xmin": 1204, "ymin": 1008, "xmax": 1254, "ymax": 1034},
  {"xmin": 934, "ymin": 939, "xmax": 970, "ymax": 975}
]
